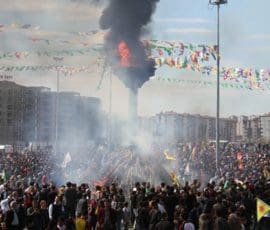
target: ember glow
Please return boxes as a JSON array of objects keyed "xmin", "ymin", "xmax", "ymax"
[{"xmin": 118, "ymin": 40, "xmax": 131, "ymax": 67}]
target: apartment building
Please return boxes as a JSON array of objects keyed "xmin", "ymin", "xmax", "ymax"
[{"xmin": 0, "ymin": 81, "xmax": 102, "ymax": 149}]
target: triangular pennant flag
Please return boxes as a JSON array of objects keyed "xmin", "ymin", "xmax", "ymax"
[{"xmin": 257, "ymin": 198, "xmax": 270, "ymax": 222}]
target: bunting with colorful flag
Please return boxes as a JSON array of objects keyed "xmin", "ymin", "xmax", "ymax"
[
  {"xmin": 153, "ymin": 76, "xmax": 270, "ymax": 91},
  {"xmin": 0, "ymin": 45, "xmax": 103, "ymax": 60}
]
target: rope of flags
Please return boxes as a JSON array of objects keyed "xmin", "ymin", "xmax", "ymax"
[
  {"xmin": 154, "ymin": 57, "xmax": 270, "ymax": 90},
  {"xmin": 0, "ymin": 23, "xmax": 40, "ymax": 31},
  {"xmin": 147, "ymin": 39, "xmax": 217, "ymax": 61},
  {"xmin": 152, "ymin": 77, "xmax": 270, "ymax": 90},
  {"xmin": 0, "ymin": 45, "xmax": 103, "ymax": 60},
  {"xmin": 0, "ymin": 25, "xmax": 269, "ymax": 90},
  {"xmin": 0, "ymin": 65, "xmax": 98, "ymax": 76}
]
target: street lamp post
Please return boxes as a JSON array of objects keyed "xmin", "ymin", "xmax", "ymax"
[
  {"xmin": 108, "ymin": 69, "xmax": 112, "ymax": 153},
  {"xmin": 53, "ymin": 57, "xmax": 63, "ymax": 155},
  {"xmin": 209, "ymin": 0, "xmax": 227, "ymax": 173}
]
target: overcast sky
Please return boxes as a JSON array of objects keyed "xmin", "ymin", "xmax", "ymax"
[{"xmin": 0, "ymin": 0, "xmax": 269, "ymax": 118}]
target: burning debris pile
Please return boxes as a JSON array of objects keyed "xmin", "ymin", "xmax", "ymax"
[
  {"xmin": 78, "ymin": 145, "xmax": 171, "ymax": 189},
  {"xmin": 99, "ymin": 146, "xmax": 171, "ymax": 187}
]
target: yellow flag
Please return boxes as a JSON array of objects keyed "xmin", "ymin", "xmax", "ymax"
[
  {"xmin": 257, "ymin": 198, "xmax": 270, "ymax": 222},
  {"xmin": 170, "ymin": 171, "xmax": 180, "ymax": 186}
]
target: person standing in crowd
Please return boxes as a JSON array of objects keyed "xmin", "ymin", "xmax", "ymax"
[
  {"xmin": 64, "ymin": 182, "xmax": 77, "ymax": 218},
  {"xmin": 122, "ymin": 202, "xmax": 130, "ymax": 230},
  {"xmin": 75, "ymin": 213, "xmax": 87, "ymax": 230},
  {"xmin": 26, "ymin": 199, "xmax": 41, "ymax": 229},
  {"xmin": 76, "ymin": 193, "xmax": 88, "ymax": 217},
  {"xmin": 5, "ymin": 201, "xmax": 20, "ymax": 230},
  {"xmin": 48, "ymin": 196, "xmax": 65, "ymax": 227},
  {"xmin": 148, "ymin": 200, "xmax": 161, "ymax": 230},
  {"xmin": 135, "ymin": 201, "xmax": 149, "ymax": 230},
  {"xmin": 96, "ymin": 200, "xmax": 105, "ymax": 230},
  {"xmin": 213, "ymin": 203, "xmax": 230, "ymax": 230},
  {"xmin": 39, "ymin": 200, "xmax": 49, "ymax": 230},
  {"xmin": 155, "ymin": 212, "xmax": 174, "ymax": 230}
]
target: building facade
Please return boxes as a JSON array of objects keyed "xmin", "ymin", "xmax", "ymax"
[
  {"xmin": 138, "ymin": 112, "xmax": 237, "ymax": 144},
  {"xmin": 0, "ymin": 81, "xmax": 102, "ymax": 150},
  {"xmin": 260, "ymin": 115, "xmax": 270, "ymax": 143}
]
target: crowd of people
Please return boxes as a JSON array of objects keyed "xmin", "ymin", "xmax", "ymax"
[{"xmin": 0, "ymin": 142, "xmax": 270, "ymax": 229}]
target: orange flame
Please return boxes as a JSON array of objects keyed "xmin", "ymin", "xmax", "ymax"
[{"xmin": 118, "ymin": 41, "xmax": 131, "ymax": 67}]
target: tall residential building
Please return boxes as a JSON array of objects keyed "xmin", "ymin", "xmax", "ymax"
[
  {"xmin": 260, "ymin": 114, "xmax": 270, "ymax": 143},
  {"xmin": 236, "ymin": 115, "xmax": 262, "ymax": 143},
  {"xmin": 0, "ymin": 81, "xmax": 24, "ymax": 145},
  {"xmin": 139, "ymin": 112, "xmax": 237, "ymax": 144},
  {"xmin": 236, "ymin": 116, "xmax": 249, "ymax": 141},
  {"xmin": 249, "ymin": 116, "xmax": 261, "ymax": 142},
  {"xmin": 0, "ymin": 81, "xmax": 102, "ymax": 149}
]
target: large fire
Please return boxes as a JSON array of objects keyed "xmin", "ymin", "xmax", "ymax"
[{"xmin": 118, "ymin": 41, "xmax": 132, "ymax": 67}]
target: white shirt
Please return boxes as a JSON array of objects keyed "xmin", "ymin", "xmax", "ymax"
[{"xmin": 0, "ymin": 198, "xmax": 10, "ymax": 214}]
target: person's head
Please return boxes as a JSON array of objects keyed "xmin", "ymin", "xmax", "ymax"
[
  {"xmin": 40, "ymin": 200, "xmax": 47, "ymax": 209},
  {"xmin": 228, "ymin": 213, "xmax": 242, "ymax": 229},
  {"xmin": 11, "ymin": 191, "xmax": 18, "ymax": 200},
  {"xmin": 99, "ymin": 200, "xmax": 105, "ymax": 208},
  {"xmin": 57, "ymin": 216, "xmax": 66, "ymax": 227},
  {"xmin": 51, "ymin": 184, "xmax": 56, "ymax": 191},
  {"xmin": 161, "ymin": 212, "xmax": 168, "ymax": 221},
  {"xmin": 66, "ymin": 182, "xmax": 72, "ymax": 188},
  {"xmin": 54, "ymin": 196, "xmax": 61, "ymax": 205},
  {"xmin": 105, "ymin": 200, "xmax": 111, "ymax": 209},
  {"xmin": 213, "ymin": 203, "xmax": 225, "ymax": 218},
  {"xmin": 150, "ymin": 200, "xmax": 158, "ymax": 209},
  {"xmin": 42, "ymin": 184, "xmax": 48, "ymax": 189},
  {"xmin": 199, "ymin": 213, "xmax": 211, "ymax": 230},
  {"xmin": 10, "ymin": 201, "xmax": 17, "ymax": 210}
]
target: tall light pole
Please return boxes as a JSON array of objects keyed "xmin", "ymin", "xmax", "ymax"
[
  {"xmin": 108, "ymin": 69, "xmax": 112, "ymax": 153},
  {"xmin": 53, "ymin": 57, "xmax": 63, "ymax": 155},
  {"xmin": 209, "ymin": 0, "xmax": 227, "ymax": 173}
]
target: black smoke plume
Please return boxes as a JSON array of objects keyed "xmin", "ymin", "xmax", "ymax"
[{"xmin": 99, "ymin": 0, "xmax": 159, "ymax": 91}]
